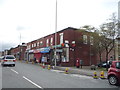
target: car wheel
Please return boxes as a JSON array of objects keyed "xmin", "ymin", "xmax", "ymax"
[
  {"xmin": 13, "ymin": 64, "xmax": 15, "ymax": 67},
  {"xmin": 108, "ymin": 75, "xmax": 118, "ymax": 85}
]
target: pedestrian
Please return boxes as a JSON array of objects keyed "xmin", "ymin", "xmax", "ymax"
[
  {"xmin": 34, "ymin": 57, "xmax": 36, "ymax": 63},
  {"xmin": 80, "ymin": 60, "xmax": 83, "ymax": 69}
]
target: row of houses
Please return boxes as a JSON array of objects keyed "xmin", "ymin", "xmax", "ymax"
[{"xmin": 1, "ymin": 27, "xmax": 117, "ymax": 67}]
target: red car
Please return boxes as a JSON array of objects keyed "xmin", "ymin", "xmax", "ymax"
[{"xmin": 108, "ymin": 61, "xmax": 120, "ymax": 85}]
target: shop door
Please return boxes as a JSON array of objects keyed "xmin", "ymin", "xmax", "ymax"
[{"xmin": 34, "ymin": 53, "xmax": 41, "ymax": 63}]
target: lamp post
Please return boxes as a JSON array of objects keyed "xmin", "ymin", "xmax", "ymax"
[
  {"xmin": 54, "ymin": 0, "xmax": 57, "ymax": 66},
  {"xmin": 19, "ymin": 32, "xmax": 22, "ymax": 60}
]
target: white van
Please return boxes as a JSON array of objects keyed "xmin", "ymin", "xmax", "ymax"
[{"xmin": 1, "ymin": 55, "xmax": 16, "ymax": 67}]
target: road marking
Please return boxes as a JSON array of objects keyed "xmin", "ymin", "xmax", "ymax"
[
  {"xmin": 11, "ymin": 69, "xmax": 19, "ymax": 74},
  {"xmin": 51, "ymin": 70, "xmax": 64, "ymax": 73},
  {"xmin": 70, "ymin": 74, "xmax": 92, "ymax": 79},
  {"xmin": 23, "ymin": 76, "xmax": 43, "ymax": 89}
]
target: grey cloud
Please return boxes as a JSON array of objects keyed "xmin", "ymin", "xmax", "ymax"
[{"xmin": 0, "ymin": 42, "xmax": 16, "ymax": 51}]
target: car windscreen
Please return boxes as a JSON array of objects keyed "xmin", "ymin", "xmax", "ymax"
[
  {"xmin": 6, "ymin": 56, "xmax": 15, "ymax": 59},
  {"xmin": 116, "ymin": 62, "xmax": 120, "ymax": 69}
]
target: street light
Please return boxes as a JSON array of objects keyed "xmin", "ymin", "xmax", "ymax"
[{"xmin": 54, "ymin": 0, "xmax": 57, "ymax": 66}]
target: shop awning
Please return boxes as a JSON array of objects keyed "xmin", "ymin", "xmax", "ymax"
[
  {"xmin": 40, "ymin": 47, "xmax": 50, "ymax": 53},
  {"xmin": 33, "ymin": 49, "xmax": 40, "ymax": 53}
]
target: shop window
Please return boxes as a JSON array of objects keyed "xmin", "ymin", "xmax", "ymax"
[
  {"xmin": 62, "ymin": 48, "xmax": 69, "ymax": 62},
  {"xmin": 83, "ymin": 35, "xmax": 87, "ymax": 44}
]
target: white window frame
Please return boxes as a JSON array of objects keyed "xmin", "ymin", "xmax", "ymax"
[
  {"xmin": 29, "ymin": 45, "xmax": 31, "ymax": 49},
  {"xmin": 59, "ymin": 33, "xmax": 63, "ymax": 44},
  {"xmin": 40, "ymin": 41, "xmax": 43, "ymax": 46},
  {"xmin": 37, "ymin": 42, "xmax": 39, "ymax": 47},
  {"xmin": 32, "ymin": 44, "xmax": 34, "ymax": 48},
  {"xmin": 34, "ymin": 43, "xmax": 36, "ymax": 47},
  {"xmin": 50, "ymin": 37, "xmax": 53, "ymax": 46},
  {"xmin": 83, "ymin": 35, "xmax": 87, "ymax": 44},
  {"xmin": 90, "ymin": 36, "xmax": 93, "ymax": 45},
  {"xmin": 46, "ymin": 39, "xmax": 49, "ymax": 47}
]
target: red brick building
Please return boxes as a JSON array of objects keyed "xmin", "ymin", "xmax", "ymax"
[
  {"xmin": 24, "ymin": 27, "xmax": 113, "ymax": 66},
  {"xmin": 10, "ymin": 27, "xmax": 114, "ymax": 66},
  {"xmin": 10, "ymin": 43, "xmax": 27, "ymax": 60}
]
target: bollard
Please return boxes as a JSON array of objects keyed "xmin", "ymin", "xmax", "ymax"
[
  {"xmin": 26, "ymin": 60, "xmax": 28, "ymax": 64},
  {"xmin": 40, "ymin": 64, "xmax": 42, "ymax": 67},
  {"xmin": 48, "ymin": 65, "xmax": 51, "ymax": 70},
  {"xmin": 93, "ymin": 71, "xmax": 98, "ymax": 79},
  {"xmin": 52, "ymin": 66, "xmax": 55, "ymax": 69},
  {"xmin": 65, "ymin": 68, "xmax": 69, "ymax": 74},
  {"xmin": 32, "ymin": 61, "xmax": 34, "ymax": 64},
  {"xmin": 100, "ymin": 71, "xmax": 106, "ymax": 79}
]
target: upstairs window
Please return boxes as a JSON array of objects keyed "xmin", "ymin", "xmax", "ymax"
[
  {"xmin": 83, "ymin": 35, "xmax": 87, "ymax": 44},
  {"xmin": 50, "ymin": 37, "xmax": 53, "ymax": 46},
  {"xmin": 90, "ymin": 36, "xmax": 93, "ymax": 45},
  {"xmin": 37, "ymin": 42, "xmax": 39, "ymax": 47},
  {"xmin": 32, "ymin": 44, "xmax": 34, "ymax": 48},
  {"xmin": 40, "ymin": 41, "xmax": 43, "ymax": 46},
  {"xmin": 46, "ymin": 39, "xmax": 49, "ymax": 47},
  {"xmin": 34, "ymin": 43, "xmax": 36, "ymax": 47},
  {"xmin": 59, "ymin": 33, "xmax": 63, "ymax": 44},
  {"xmin": 29, "ymin": 45, "xmax": 31, "ymax": 49}
]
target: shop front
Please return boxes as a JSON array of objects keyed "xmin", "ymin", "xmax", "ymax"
[
  {"xmin": 40, "ymin": 47, "xmax": 51, "ymax": 64},
  {"xmin": 33, "ymin": 49, "xmax": 42, "ymax": 63},
  {"xmin": 51, "ymin": 44, "xmax": 69, "ymax": 66},
  {"xmin": 28, "ymin": 50, "xmax": 34, "ymax": 62}
]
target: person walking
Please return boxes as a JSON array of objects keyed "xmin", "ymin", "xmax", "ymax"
[{"xmin": 80, "ymin": 60, "xmax": 83, "ymax": 69}]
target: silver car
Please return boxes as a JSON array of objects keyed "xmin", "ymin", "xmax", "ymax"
[{"xmin": 1, "ymin": 55, "xmax": 16, "ymax": 67}]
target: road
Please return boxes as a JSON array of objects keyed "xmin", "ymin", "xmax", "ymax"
[{"xmin": 1, "ymin": 61, "xmax": 120, "ymax": 89}]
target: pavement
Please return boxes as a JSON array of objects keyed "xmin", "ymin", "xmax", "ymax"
[
  {"xmin": 53, "ymin": 66, "xmax": 108, "ymax": 78},
  {"xmin": 20, "ymin": 60, "xmax": 108, "ymax": 79}
]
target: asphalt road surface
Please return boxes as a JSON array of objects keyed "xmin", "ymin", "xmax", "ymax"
[{"xmin": 1, "ymin": 61, "xmax": 120, "ymax": 89}]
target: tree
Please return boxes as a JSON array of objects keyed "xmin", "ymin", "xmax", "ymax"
[
  {"xmin": 91, "ymin": 33, "xmax": 104, "ymax": 64},
  {"xmin": 100, "ymin": 13, "xmax": 118, "ymax": 61},
  {"xmin": 80, "ymin": 25, "xmax": 105, "ymax": 65},
  {"xmin": 98, "ymin": 13, "xmax": 118, "ymax": 70}
]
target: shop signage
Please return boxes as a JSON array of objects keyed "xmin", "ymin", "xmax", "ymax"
[
  {"xmin": 52, "ymin": 44, "xmax": 62, "ymax": 48},
  {"xmin": 29, "ymin": 50, "xmax": 34, "ymax": 53},
  {"xmin": 40, "ymin": 47, "xmax": 50, "ymax": 53},
  {"xmin": 56, "ymin": 49, "xmax": 63, "ymax": 52}
]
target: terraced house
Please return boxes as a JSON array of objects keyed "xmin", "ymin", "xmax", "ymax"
[{"xmin": 10, "ymin": 27, "xmax": 114, "ymax": 67}]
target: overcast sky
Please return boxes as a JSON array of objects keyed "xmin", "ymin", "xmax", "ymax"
[{"xmin": 0, "ymin": 0, "xmax": 119, "ymax": 51}]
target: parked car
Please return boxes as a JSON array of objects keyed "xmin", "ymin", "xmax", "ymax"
[
  {"xmin": 108, "ymin": 61, "xmax": 120, "ymax": 85},
  {"xmin": 98, "ymin": 61, "xmax": 112, "ymax": 68},
  {"xmin": 97, "ymin": 61, "xmax": 107, "ymax": 68},
  {"xmin": 1, "ymin": 55, "xmax": 16, "ymax": 67}
]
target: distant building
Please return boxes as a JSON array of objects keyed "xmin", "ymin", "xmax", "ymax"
[{"xmin": 10, "ymin": 43, "xmax": 27, "ymax": 60}]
